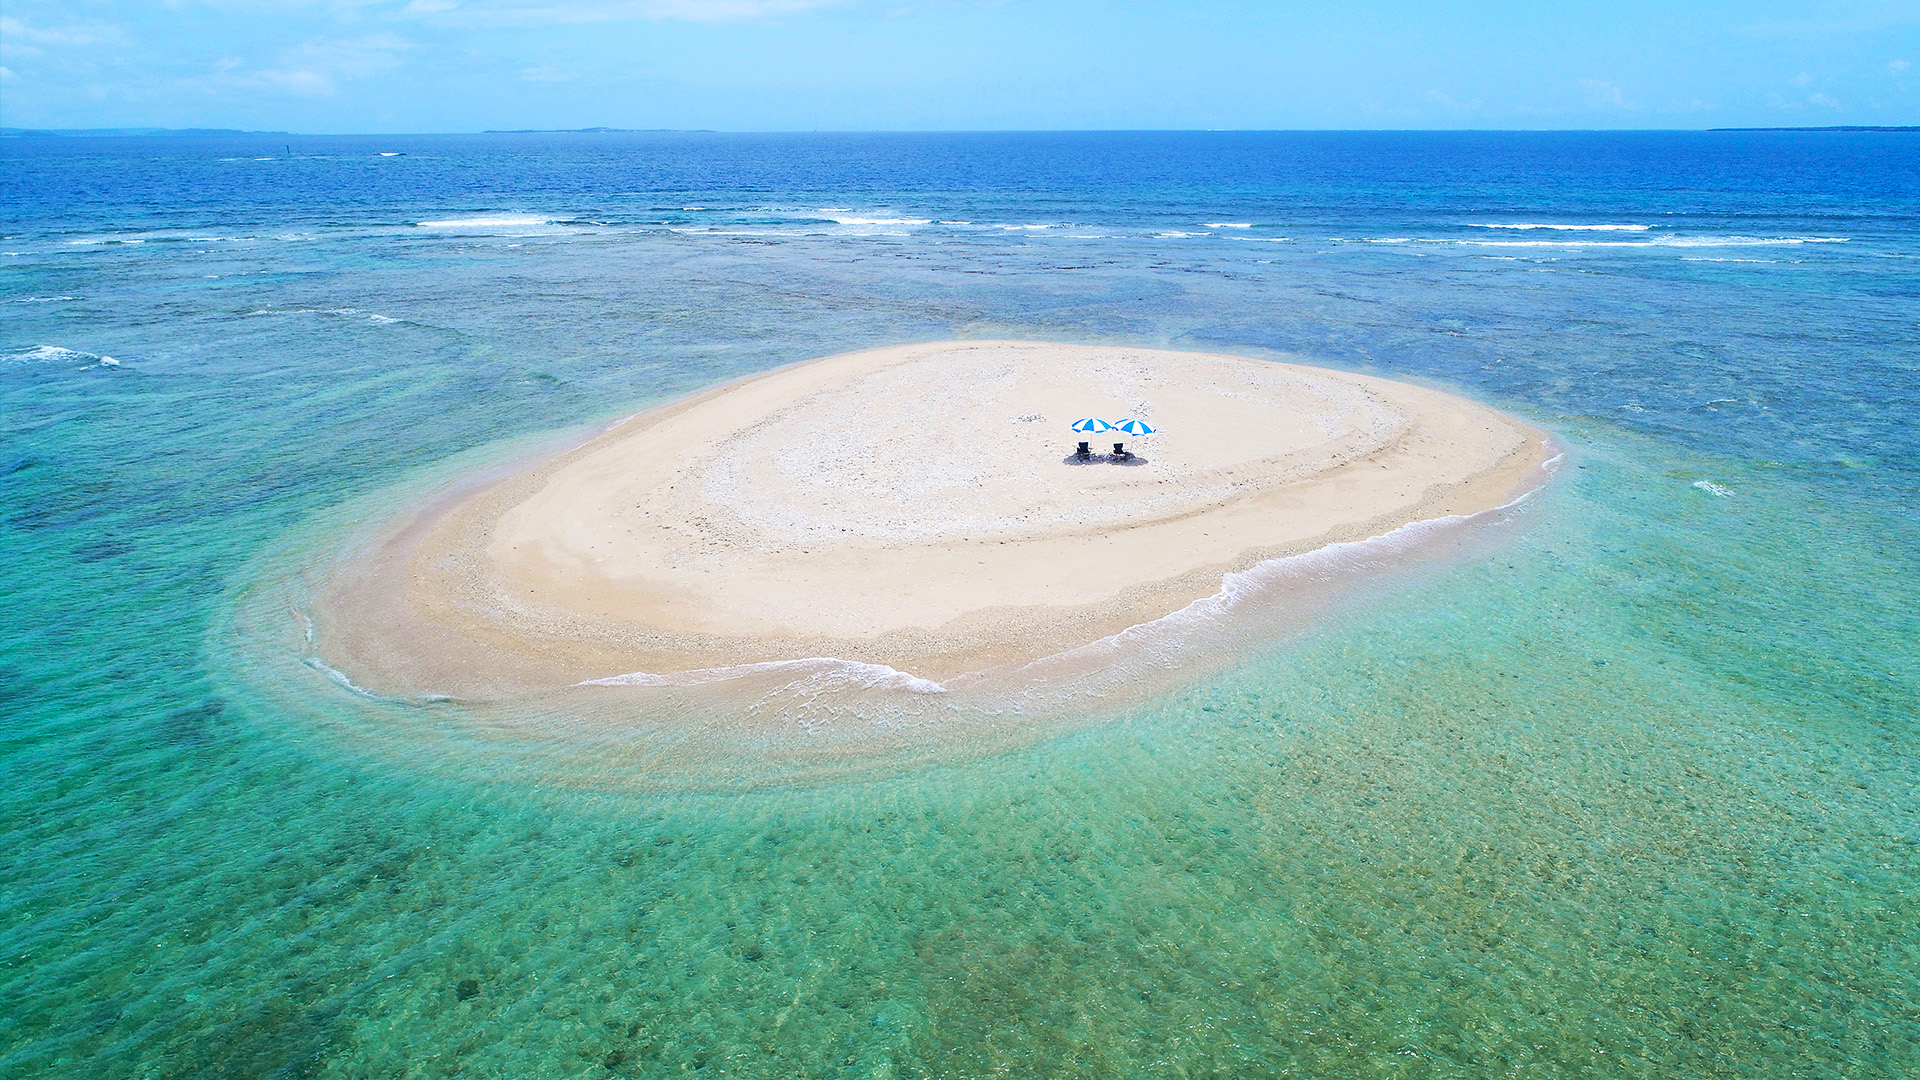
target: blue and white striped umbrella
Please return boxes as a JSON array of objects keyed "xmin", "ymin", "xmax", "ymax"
[
  {"xmin": 1112, "ymin": 418, "xmax": 1155, "ymax": 436},
  {"xmin": 1070, "ymin": 418, "xmax": 1113, "ymax": 433}
]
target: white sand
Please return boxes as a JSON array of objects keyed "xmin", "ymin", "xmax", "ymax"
[{"xmin": 317, "ymin": 342, "xmax": 1551, "ymax": 696}]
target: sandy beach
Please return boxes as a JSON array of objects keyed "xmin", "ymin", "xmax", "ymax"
[{"xmin": 315, "ymin": 341, "xmax": 1552, "ymax": 696}]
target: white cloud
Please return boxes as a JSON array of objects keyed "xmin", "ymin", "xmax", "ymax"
[
  {"xmin": 256, "ymin": 68, "xmax": 336, "ymax": 94},
  {"xmin": 520, "ymin": 64, "xmax": 578, "ymax": 80},
  {"xmin": 1741, "ymin": 10, "xmax": 1920, "ymax": 39},
  {"xmin": 1789, "ymin": 71, "xmax": 1813, "ymax": 87},
  {"xmin": 0, "ymin": 65, "xmax": 15, "ymax": 82},
  {"xmin": 197, "ymin": 33, "xmax": 411, "ymax": 97},
  {"xmin": 0, "ymin": 16, "xmax": 122, "ymax": 57},
  {"xmin": 1767, "ymin": 89, "xmax": 1846, "ymax": 113},
  {"xmin": 1424, "ymin": 89, "xmax": 1483, "ymax": 115},
  {"xmin": 402, "ymin": 0, "xmax": 843, "ymax": 26},
  {"xmin": 1579, "ymin": 78, "xmax": 1636, "ymax": 110},
  {"xmin": 1892, "ymin": 59, "xmax": 1910, "ymax": 73}
]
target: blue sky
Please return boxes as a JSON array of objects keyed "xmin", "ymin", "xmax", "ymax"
[{"xmin": 2, "ymin": 1, "xmax": 1916, "ymax": 132}]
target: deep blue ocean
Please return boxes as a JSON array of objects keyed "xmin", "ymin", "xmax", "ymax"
[{"xmin": 3, "ymin": 131, "xmax": 1917, "ymax": 1077}]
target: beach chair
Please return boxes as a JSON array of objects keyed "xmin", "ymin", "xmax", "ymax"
[
  {"xmin": 1076, "ymin": 441, "xmax": 1092, "ymax": 460},
  {"xmin": 1112, "ymin": 442, "xmax": 1133, "ymax": 461}
]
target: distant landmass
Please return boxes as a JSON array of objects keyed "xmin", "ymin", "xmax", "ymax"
[
  {"xmin": 0, "ymin": 127, "xmax": 293, "ymax": 138},
  {"xmin": 6, "ymin": 125, "xmax": 1912, "ymax": 139},
  {"xmin": 1709, "ymin": 125, "xmax": 1919, "ymax": 132},
  {"xmin": 481, "ymin": 127, "xmax": 712, "ymax": 133}
]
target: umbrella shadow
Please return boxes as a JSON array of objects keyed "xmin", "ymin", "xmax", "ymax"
[{"xmin": 1062, "ymin": 453, "xmax": 1150, "ymax": 466}]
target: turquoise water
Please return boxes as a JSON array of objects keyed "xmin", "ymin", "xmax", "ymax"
[{"xmin": 3, "ymin": 132, "xmax": 1917, "ymax": 1076}]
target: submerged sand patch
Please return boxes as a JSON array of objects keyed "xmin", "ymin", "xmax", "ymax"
[{"xmin": 315, "ymin": 342, "xmax": 1551, "ymax": 699}]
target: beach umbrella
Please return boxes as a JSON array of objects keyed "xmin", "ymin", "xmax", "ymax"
[
  {"xmin": 1113, "ymin": 419, "xmax": 1155, "ymax": 436},
  {"xmin": 1071, "ymin": 418, "xmax": 1113, "ymax": 433}
]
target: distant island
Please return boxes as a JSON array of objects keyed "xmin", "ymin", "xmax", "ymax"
[
  {"xmin": 1709, "ymin": 125, "xmax": 1919, "ymax": 132},
  {"xmin": 481, "ymin": 127, "xmax": 712, "ymax": 134}
]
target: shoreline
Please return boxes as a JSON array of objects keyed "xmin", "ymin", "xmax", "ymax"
[{"xmin": 312, "ymin": 341, "xmax": 1556, "ymax": 700}]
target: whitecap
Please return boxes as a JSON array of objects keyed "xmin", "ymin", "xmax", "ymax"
[
  {"xmin": 1693, "ymin": 479, "xmax": 1734, "ymax": 498},
  {"xmin": 999, "ymin": 478, "xmax": 1551, "ymax": 697},
  {"xmin": 416, "ymin": 215, "xmax": 553, "ymax": 229},
  {"xmin": 2, "ymin": 344, "xmax": 120, "ymax": 368},
  {"xmin": 1458, "ymin": 235, "xmax": 1848, "ymax": 249},
  {"xmin": 579, "ymin": 657, "xmax": 949, "ymax": 695},
  {"xmin": 818, "ymin": 211, "xmax": 932, "ymax": 227},
  {"xmin": 1202, "ymin": 222, "xmax": 1253, "ymax": 228},
  {"xmin": 1466, "ymin": 223, "xmax": 1651, "ymax": 231}
]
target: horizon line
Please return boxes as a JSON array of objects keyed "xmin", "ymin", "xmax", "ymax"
[{"xmin": 4, "ymin": 125, "xmax": 1916, "ymax": 139}]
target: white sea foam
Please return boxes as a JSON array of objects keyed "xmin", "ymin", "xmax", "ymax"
[
  {"xmin": 417, "ymin": 215, "xmax": 553, "ymax": 229},
  {"xmin": 3, "ymin": 344, "xmax": 117, "ymax": 368},
  {"xmin": 1203, "ymin": 222, "xmax": 1253, "ymax": 228},
  {"xmin": 244, "ymin": 308, "xmax": 396, "ymax": 323},
  {"xmin": 1693, "ymin": 479, "xmax": 1735, "ymax": 498},
  {"xmin": 580, "ymin": 657, "xmax": 949, "ymax": 695},
  {"xmin": 1466, "ymin": 223, "xmax": 1651, "ymax": 231},
  {"xmin": 8, "ymin": 295, "xmax": 81, "ymax": 303},
  {"xmin": 1006, "ymin": 463, "xmax": 1554, "ymax": 695},
  {"xmin": 1461, "ymin": 236, "xmax": 1847, "ymax": 249},
  {"xmin": 303, "ymin": 656, "xmax": 385, "ymax": 698},
  {"xmin": 1355, "ymin": 235, "xmax": 1848, "ymax": 250},
  {"xmin": 673, "ymin": 227, "xmax": 809, "ymax": 238},
  {"xmin": 818, "ymin": 211, "xmax": 932, "ymax": 226},
  {"xmin": 295, "ymin": 609, "xmax": 451, "ymax": 702}
]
